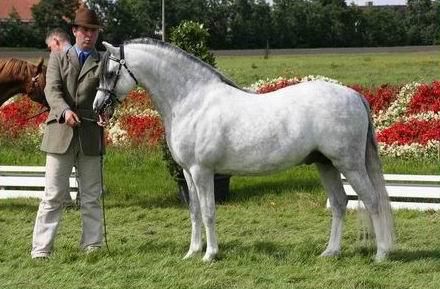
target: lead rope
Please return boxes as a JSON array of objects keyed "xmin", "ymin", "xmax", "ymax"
[
  {"xmin": 74, "ymin": 118, "xmax": 110, "ymax": 255},
  {"xmin": 24, "ymin": 107, "xmax": 49, "ymax": 121},
  {"xmin": 99, "ymin": 126, "xmax": 111, "ymax": 256},
  {"xmin": 100, "ymin": 153, "xmax": 111, "ymax": 256}
]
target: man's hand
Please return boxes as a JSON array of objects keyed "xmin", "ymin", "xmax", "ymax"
[
  {"xmin": 65, "ymin": 110, "xmax": 81, "ymax": 127},
  {"xmin": 97, "ymin": 114, "xmax": 109, "ymax": 127}
]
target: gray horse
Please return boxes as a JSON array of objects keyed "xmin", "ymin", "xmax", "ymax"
[{"xmin": 94, "ymin": 38, "xmax": 394, "ymax": 262}]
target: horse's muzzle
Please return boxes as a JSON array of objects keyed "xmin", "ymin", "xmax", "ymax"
[{"xmin": 94, "ymin": 96, "xmax": 115, "ymax": 124}]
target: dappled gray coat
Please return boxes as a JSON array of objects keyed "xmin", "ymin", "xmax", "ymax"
[{"xmin": 41, "ymin": 47, "xmax": 103, "ymax": 155}]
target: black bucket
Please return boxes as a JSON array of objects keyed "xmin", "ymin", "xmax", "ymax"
[{"xmin": 178, "ymin": 175, "xmax": 231, "ymax": 205}]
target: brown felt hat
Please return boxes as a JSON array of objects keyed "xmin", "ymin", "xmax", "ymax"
[{"xmin": 73, "ymin": 7, "xmax": 102, "ymax": 29}]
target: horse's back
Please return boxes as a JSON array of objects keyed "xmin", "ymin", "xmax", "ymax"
[
  {"xmin": 220, "ymin": 80, "xmax": 367, "ymax": 136},
  {"xmin": 172, "ymin": 80, "xmax": 369, "ymax": 175}
]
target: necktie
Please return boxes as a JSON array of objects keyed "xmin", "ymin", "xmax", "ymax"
[{"xmin": 79, "ymin": 51, "xmax": 87, "ymax": 66}]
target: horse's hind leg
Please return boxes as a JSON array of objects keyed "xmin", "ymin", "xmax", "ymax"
[
  {"xmin": 182, "ymin": 169, "xmax": 203, "ymax": 259},
  {"xmin": 342, "ymin": 167, "xmax": 391, "ymax": 261},
  {"xmin": 316, "ymin": 162, "xmax": 347, "ymax": 257}
]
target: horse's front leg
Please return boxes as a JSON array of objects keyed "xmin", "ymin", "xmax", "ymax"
[
  {"xmin": 190, "ymin": 166, "xmax": 218, "ymax": 262},
  {"xmin": 182, "ymin": 169, "xmax": 203, "ymax": 259}
]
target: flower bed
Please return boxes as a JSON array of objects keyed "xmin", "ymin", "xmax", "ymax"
[
  {"xmin": 105, "ymin": 88, "xmax": 164, "ymax": 147},
  {"xmin": 0, "ymin": 97, "xmax": 47, "ymax": 140},
  {"xmin": 1, "ymin": 77, "xmax": 439, "ymax": 159}
]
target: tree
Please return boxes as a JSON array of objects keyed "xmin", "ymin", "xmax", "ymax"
[
  {"xmin": 86, "ymin": 0, "xmax": 210, "ymax": 45},
  {"xmin": 164, "ymin": 0, "xmax": 208, "ymax": 33},
  {"xmin": 229, "ymin": 0, "xmax": 272, "ymax": 49},
  {"xmin": 319, "ymin": 3, "xmax": 350, "ymax": 47},
  {"xmin": 32, "ymin": 0, "xmax": 79, "ymax": 43},
  {"xmin": 204, "ymin": 0, "xmax": 234, "ymax": 49},
  {"xmin": 0, "ymin": 9, "xmax": 40, "ymax": 47},
  {"xmin": 306, "ymin": 0, "xmax": 364, "ymax": 47},
  {"xmin": 251, "ymin": 0, "xmax": 272, "ymax": 48},
  {"xmin": 86, "ymin": 0, "xmax": 160, "ymax": 45},
  {"xmin": 2, "ymin": 0, "xmax": 433, "ymax": 49},
  {"xmin": 362, "ymin": 7, "xmax": 406, "ymax": 46},
  {"xmin": 316, "ymin": 0, "xmax": 347, "ymax": 7},
  {"xmin": 433, "ymin": 0, "xmax": 440, "ymax": 44},
  {"xmin": 406, "ymin": 0, "xmax": 436, "ymax": 45},
  {"xmin": 272, "ymin": 0, "xmax": 309, "ymax": 48}
]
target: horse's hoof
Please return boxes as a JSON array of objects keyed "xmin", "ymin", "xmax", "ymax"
[
  {"xmin": 374, "ymin": 252, "xmax": 388, "ymax": 262},
  {"xmin": 202, "ymin": 253, "xmax": 216, "ymax": 263},
  {"xmin": 183, "ymin": 250, "xmax": 197, "ymax": 260},
  {"xmin": 320, "ymin": 249, "xmax": 340, "ymax": 257}
]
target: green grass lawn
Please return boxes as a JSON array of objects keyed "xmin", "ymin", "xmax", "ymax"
[
  {"xmin": 1, "ymin": 145, "xmax": 439, "ymax": 289},
  {"xmin": 1, "ymin": 50, "xmax": 440, "ymax": 288},
  {"xmin": 15, "ymin": 49, "xmax": 440, "ymax": 88},
  {"xmin": 216, "ymin": 51, "xmax": 440, "ymax": 87}
]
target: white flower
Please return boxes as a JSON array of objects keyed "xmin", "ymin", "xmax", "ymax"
[
  {"xmin": 379, "ymin": 140, "xmax": 440, "ymax": 159},
  {"xmin": 301, "ymin": 75, "xmax": 342, "ymax": 85},
  {"xmin": 108, "ymin": 121, "xmax": 128, "ymax": 146},
  {"xmin": 374, "ymin": 82, "xmax": 421, "ymax": 130},
  {"xmin": 246, "ymin": 75, "xmax": 339, "ymax": 92}
]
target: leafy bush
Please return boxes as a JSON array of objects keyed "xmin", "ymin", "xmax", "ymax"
[
  {"xmin": 170, "ymin": 20, "xmax": 216, "ymax": 67},
  {"xmin": 0, "ymin": 11, "xmax": 41, "ymax": 47}
]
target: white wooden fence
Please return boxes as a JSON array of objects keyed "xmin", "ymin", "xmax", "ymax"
[
  {"xmin": 326, "ymin": 174, "xmax": 440, "ymax": 211},
  {"xmin": 1, "ymin": 166, "xmax": 439, "ymax": 210},
  {"xmin": 0, "ymin": 166, "xmax": 78, "ymax": 199}
]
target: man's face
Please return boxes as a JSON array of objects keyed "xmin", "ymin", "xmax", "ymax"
[
  {"xmin": 72, "ymin": 26, "xmax": 99, "ymax": 50},
  {"xmin": 47, "ymin": 37, "xmax": 62, "ymax": 53}
]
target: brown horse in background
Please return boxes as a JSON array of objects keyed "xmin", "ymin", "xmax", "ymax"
[
  {"xmin": 0, "ymin": 57, "xmax": 47, "ymax": 107},
  {"xmin": 0, "ymin": 58, "xmax": 77, "ymax": 206}
]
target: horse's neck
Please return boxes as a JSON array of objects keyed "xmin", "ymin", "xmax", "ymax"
[
  {"xmin": 0, "ymin": 82, "xmax": 25, "ymax": 106},
  {"xmin": 0, "ymin": 59, "xmax": 35, "ymax": 106},
  {"xmin": 132, "ymin": 46, "xmax": 220, "ymax": 122}
]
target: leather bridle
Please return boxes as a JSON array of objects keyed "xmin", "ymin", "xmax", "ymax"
[
  {"xmin": 25, "ymin": 69, "xmax": 47, "ymax": 107},
  {"xmin": 96, "ymin": 45, "xmax": 138, "ymax": 113}
]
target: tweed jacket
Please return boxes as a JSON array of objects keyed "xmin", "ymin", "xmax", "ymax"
[{"xmin": 41, "ymin": 46, "xmax": 103, "ymax": 155}]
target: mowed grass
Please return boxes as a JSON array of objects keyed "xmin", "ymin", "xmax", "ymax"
[
  {"xmin": 15, "ymin": 49, "xmax": 440, "ymax": 87},
  {"xmin": 1, "ymin": 50, "xmax": 440, "ymax": 288},
  {"xmin": 216, "ymin": 51, "xmax": 440, "ymax": 87},
  {"xmin": 1, "ymin": 144, "xmax": 440, "ymax": 289}
]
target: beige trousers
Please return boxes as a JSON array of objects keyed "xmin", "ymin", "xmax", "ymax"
[{"xmin": 31, "ymin": 138, "xmax": 103, "ymax": 257}]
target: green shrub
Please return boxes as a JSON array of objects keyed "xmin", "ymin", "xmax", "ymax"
[{"xmin": 170, "ymin": 20, "xmax": 216, "ymax": 67}]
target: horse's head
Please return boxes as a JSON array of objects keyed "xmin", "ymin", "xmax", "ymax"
[
  {"xmin": 93, "ymin": 41, "xmax": 139, "ymax": 121},
  {"xmin": 0, "ymin": 57, "xmax": 48, "ymax": 107},
  {"xmin": 26, "ymin": 57, "xmax": 48, "ymax": 107}
]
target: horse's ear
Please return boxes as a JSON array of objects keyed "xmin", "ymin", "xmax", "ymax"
[
  {"xmin": 102, "ymin": 41, "xmax": 119, "ymax": 56},
  {"xmin": 36, "ymin": 57, "xmax": 44, "ymax": 73}
]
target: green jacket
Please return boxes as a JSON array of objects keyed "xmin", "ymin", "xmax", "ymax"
[{"xmin": 41, "ymin": 46, "xmax": 104, "ymax": 155}]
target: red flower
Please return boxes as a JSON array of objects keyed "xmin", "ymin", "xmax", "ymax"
[
  {"xmin": 408, "ymin": 81, "xmax": 440, "ymax": 114},
  {"xmin": 377, "ymin": 120, "xmax": 440, "ymax": 145},
  {"xmin": 350, "ymin": 84, "xmax": 399, "ymax": 113},
  {"xmin": 256, "ymin": 79, "xmax": 300, "ymax": 94},
  {"xmin": 120, "ymin": 115, "xmax": 164, "ymax": 146},
  {"xmin": 0, "ymin": 97, "xmax": 47, "ymax": 138},
  {"xmin": 120, "ymin": 89, "xmax": 155, "ymax": 112}
]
